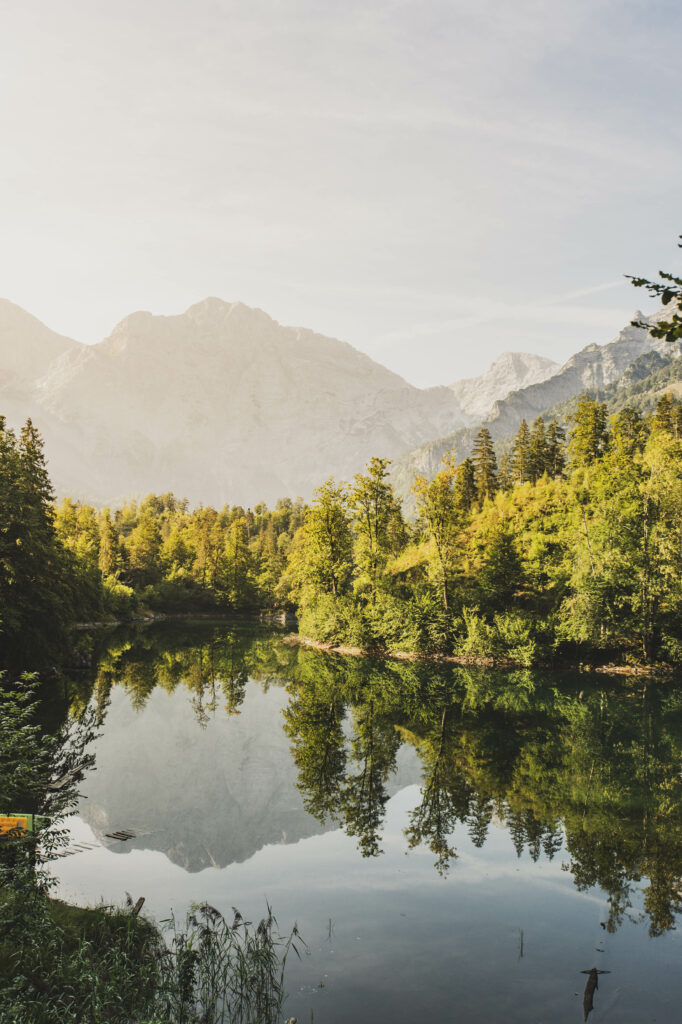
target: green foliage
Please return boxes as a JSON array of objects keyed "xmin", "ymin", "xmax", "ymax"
[
  {"xmin": 491, "ymin": 610, "xmax": 538, "ymax": 666},
  {"xmin": 7, "ymin": 386, "xmax": 682, "ymax": 672},
  {"xmin": 471, "ymin": 427, "xmax": 498, "ymax": 502},
  {"xmin": 453, "ymin": 457, "xmax": 476, "ymax": 510},
  {"xmin": 385, "ymin": 589, "xmax": 456, "ymax": 654},
  {"xmin": 292, "ymin": 478, "xmax": 352, "ymax": 599},
  {"xmin": 349, "ymin": 457, "xmax": 405, "ymax": 603},
  {"xmin": 456, "ymin": 607, "xmax": 497, "ymax": 659},
  {"xmin": 298, "ymin": 594, "xmax": 370, "ymax": 648},
  {"xmin": 569, "ymin": 395, "xmax": 609, "ymax": 467},
  {"xmin": 413, "ymin": 456, "xmax": 462, "ymax": 609},
  {"xmin": 0, "ymin": 419, "xmax": 82, "ymax": 671},
  {"xmin": 102, "ymin": 576, "xmax": 136, "ymax": 617},
  {"xmin": 627, "ymin": 235, "xmax": 682, "ymax": 344}
]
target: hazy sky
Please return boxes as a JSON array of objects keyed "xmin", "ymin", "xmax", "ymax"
[{"xmin": 1, "ymin": 0, "xmax": 681, "ymax": 385}]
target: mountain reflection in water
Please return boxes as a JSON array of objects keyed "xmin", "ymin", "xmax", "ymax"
[{"xmin": 59, "ymin": 623, "xmax": 682, "ymax": 940}]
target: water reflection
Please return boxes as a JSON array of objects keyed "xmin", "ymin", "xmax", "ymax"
[{"xmin": 64, "ymin": 623, "xmax": 682, "ymax": 938}]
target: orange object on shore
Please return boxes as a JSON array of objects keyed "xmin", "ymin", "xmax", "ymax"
[{"xmin": 0, "ymin": 815, "xmax": 28, "ymax": 835}]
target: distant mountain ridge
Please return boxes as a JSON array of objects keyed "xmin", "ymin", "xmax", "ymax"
[
  {"xmin": 391, "ymin": 307, "xmax": 678, "ymax": 503},
  {"xmin": 449, "ymin": 351, "xmax": 559, "ymax": 421},
  {"xmin": 0, "ymin": 296, "xmax": 556, "ymax": 507}
]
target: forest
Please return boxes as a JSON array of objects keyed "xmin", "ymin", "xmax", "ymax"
[{"xmin": 2, "ymin": 390, "xmax": 682, "ymax": 673}]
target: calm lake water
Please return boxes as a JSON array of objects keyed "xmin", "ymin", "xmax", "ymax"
[{"xmin": 52, "ymin": 623, "xmax": 682, "ymax": 1023}]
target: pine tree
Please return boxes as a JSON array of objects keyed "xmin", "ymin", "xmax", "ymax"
[
  {"xmin": 453, "ymin": 458, "xmax": 476, "ymax": 510},
  {"xmin": 471, "ymin": 428, "xmax": 497, "ymax": 502},
  {"xmin": 98, "ymin": 510, "xmax": 120, "ymax": 578},
  {"xmin": 545, "ymin": 418, "xmax": 566, "ymax": 477},
  {"xmin": 652, "ymin": 394, "xmax": 682, "ymax": 439},
  {"xmin": 569, "ymin": 396, "xmax": 609, "ymax": 467},
  {"xmin": 611, "ymin": 407, "xmax": 646, "ymax": 455},
  {"xmin": 126, "ymin": 508, "xmax": 163, "ymax": 588},
  {"xmin": 497, "ymin": 451, "xmax": 514, "ymax": 492},
  {"xmin": 511, "ymin": 419, "xmax": 532, "ymax": 484},
  {"xmin": 528, "ymin": 416, "xmax": 548, "ymax": 482},
  {"xmin": 225, "ymin": 517, "xmax": 254, "ymax": 606},
  {"xmin": 0, "ymin": 418, "xmax": 74, "ymax": 670}
]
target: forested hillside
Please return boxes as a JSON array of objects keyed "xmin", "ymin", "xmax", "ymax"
[
  {"xmin": 392, "ymin": 308, "xmax": 678, "ymax": 502},
  {"xmin": 4, "ymin": 389, "xmax": 682, "ymax": 671}
]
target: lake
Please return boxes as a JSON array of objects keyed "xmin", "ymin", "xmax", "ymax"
[{"xmin": 51, "ymin": 622, "xmax": 682, "ymax": 1023}]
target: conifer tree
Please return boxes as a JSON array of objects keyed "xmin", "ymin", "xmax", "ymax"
[
  {"xmin": 0, "ymin": 418, "xmax": 74, "ymax": 670},
  {"xmin": 226, "ymin": 517, "xmax": 254, "ymax": 606},
  {"xmin": 545, "ymin": 418, "xmax": 566, "ymax": 477},
  {"xmin": 471, "ymin": 428, "xmax": 497, "ymax": 502},
  {"xmin": 652, "ymin": 394, "xmax": 682, "ymax": 438},
  {"xmin": 511, "ymin": 419, "xmax": 532, "ymax": 484},
  {"xmin": 453, "ymin": 458, "xmax": 476, "ymax": 510},
  {"xmin": 528, "ymin": 416, "xmax": 548, "ymax": 482},
  {"xmin": 569, "ymin": 396, "xmax": 609, "ymax": 467},
  {"xmin": 98, "ymin": 510, "xmax": 120, "ymax": 578},
  {"xmin": 126, "ymin": 508, "xmax": 163, "ymax": 588},
  {"xmin": 298, "ymin": 478, "xmax": 352, "ymax": 597},
  {"xmin": 497, "ymin": 451, "xmax": 514, "ymax": 492},
  {"xmin": 611, "ymin": 407, "xmax": 646, "ymax": 455}
]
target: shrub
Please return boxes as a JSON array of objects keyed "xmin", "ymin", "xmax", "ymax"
[
  {"xmin": 298, "ymin": 594, "xmax": 364, "ymax": 646},
  {"xmin": 456, "ymin": 607, "xmax": 497, "ymax": 659},
  {"xmin": 399, "ymin": 590, "xmax": 456, "ymax": 654},
  {"xmin": 102, "ymin": 575, "xmax": 137, "ymax": 618},
  {"xmin": 492, "ymin": 610, "xmax": 538, "ymax": 667},
  {"xmin": 456, "ymin": 607, "xmax": 539, "ymax": 665}
]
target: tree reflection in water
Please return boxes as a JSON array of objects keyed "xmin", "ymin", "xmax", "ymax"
[{"xmin": 65, "ymin": 624, "xmax": 682, "ymax": 939}]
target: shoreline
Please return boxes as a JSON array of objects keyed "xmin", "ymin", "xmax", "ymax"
[
  {"xmin": 72, "ymin": 608, "xmax": 296, "ymax": 630},
  {"xmin": 71, "ymin": 616, "xmax": 679, "ymax": 678},
  {"xmin": 283, "ymin": 633, "xmax": 679, "ymax": 677}
]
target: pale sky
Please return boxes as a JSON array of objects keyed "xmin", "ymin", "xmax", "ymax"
[{"xmin": 1, "ymin": 0, "xmax": 681, "ymax": 386}]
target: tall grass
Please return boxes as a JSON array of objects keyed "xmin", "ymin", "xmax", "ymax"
[
  {"xmin": 155, "ymin": 902, "xmax": 305, "ymax": 1024},
  {"xmin": 0, "ymin": 676, "xmax": 304, "ymax": 1024},
  {"xmin": 1, "ymin": 895, "xmax": 304, "ymax": 1024}
]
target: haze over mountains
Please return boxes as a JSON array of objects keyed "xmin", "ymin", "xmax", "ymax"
[
  {"xmin": 0, "ymin": 297, "xmax": 557, "ymax": 507},
  {"xmin": 0, "ymin": 296, "xmax": 676, "ymax": 508}
]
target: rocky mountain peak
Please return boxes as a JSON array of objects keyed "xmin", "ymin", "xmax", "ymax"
[{"xmin": 448, "ymin": 350, "xmax": 559, "ymax": 421}]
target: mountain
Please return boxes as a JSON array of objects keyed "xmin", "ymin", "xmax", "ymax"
[
  {"xmin": 540, "ymin": 341, "xmax": 682, "ymax": 425},
  {"xmin": 1, "ymin": 297, "xmax": 475, "ymax": 507},
  {"xmin": 0, "ymin": 299, "xmax": 82, "ymax": 386},
  {"xmin": 2, "ymin": 295, "xmax": 671, "ymax": 509},
  {"xmin": 391, "ymin": 308, "xmax": 678, "ymax": 500},
  {"xmin": 448, "ymin": 351, "xmax": 559, "ymax": 421}
]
